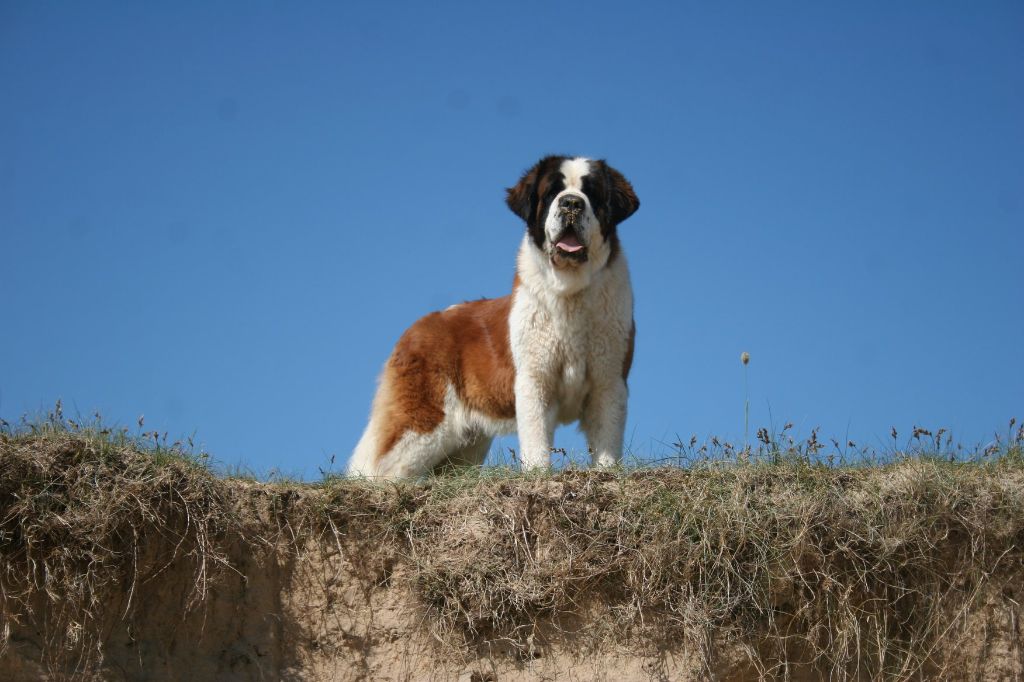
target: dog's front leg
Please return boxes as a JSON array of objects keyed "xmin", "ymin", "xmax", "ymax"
[
  {"xmin": 581, "ymin": 378, "xmax": 628, "ymax": 468},
  {"xmin": 515, "ymin": 374, "xmax": 556, "ymax": 470}
]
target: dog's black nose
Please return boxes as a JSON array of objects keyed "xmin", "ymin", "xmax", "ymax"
[{"xmin": 558, "ymin": 195, "xmax": 585, "ymax": 212}]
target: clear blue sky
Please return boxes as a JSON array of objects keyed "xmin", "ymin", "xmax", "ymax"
[{"xmin": 2, "ymin": 2, "xmax": 1021, "ymax": 476}]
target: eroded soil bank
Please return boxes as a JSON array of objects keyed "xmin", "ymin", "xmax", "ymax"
[{"xmin": 2, "ymin": 433, "xmax": 1023, "ymax": 680}]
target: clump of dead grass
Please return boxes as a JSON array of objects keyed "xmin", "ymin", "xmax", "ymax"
[{"xmin": 0, "ymin": 411, "xmax": 242, "ymax": 677}]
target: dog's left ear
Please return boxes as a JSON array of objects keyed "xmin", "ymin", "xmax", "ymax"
[{"xmin": 601, "ymin": 161, "xmax": 640, "ymax": 225}]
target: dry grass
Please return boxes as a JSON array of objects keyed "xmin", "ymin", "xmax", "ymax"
[
  {"xmin": 2, "ymin": 411, "xmax": 1023, "ymax": 680},
  {"xmin": 317, "ymin": 455, "xmax": 1024, "ymax": 679},
  {"xmin": 0, "ymin": 417, "xmax": 243, "ymax": 676}
]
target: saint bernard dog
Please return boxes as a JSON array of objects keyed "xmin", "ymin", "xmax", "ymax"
[{"xmin": 348, "ymin": 156, "xmax": 639, "ymax": 478}]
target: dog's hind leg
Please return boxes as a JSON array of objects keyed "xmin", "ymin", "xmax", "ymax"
[{"xmin": 350, "ymin": 427, "xmax": 451, "ymax": 479}]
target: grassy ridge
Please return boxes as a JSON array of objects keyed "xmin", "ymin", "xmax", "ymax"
[
  {"xmin": 324, "ymin": 451, "xmax": 1024, "ymax": 678},
  {"xmin": 1, "ymin": 413, "xmax": 1022, "ymax": 679}
]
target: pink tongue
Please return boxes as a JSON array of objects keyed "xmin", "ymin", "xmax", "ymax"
[{"xmin": 556, "ymin": 235, "xmax": 584, "ymax": 252}]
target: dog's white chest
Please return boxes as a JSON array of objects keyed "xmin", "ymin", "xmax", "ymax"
[
  {"xmin": 551, "ymin": 312, "xmax": 591, "ymax": 422},
  {"xmin": 509, "ymin": 254, "xmax": 633, "ymax": 425}
]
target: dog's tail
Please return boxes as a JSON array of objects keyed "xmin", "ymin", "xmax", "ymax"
[{"xmin": 347, "ymin": 415, "xmax": 383, "ymax": 478}]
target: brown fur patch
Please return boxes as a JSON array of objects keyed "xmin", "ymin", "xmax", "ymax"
[{"xmin": 373, "ymin": 293, "xmax": 516, "ymax": 461}]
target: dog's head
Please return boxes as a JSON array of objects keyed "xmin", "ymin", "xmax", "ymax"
[{"xmin": 506, "ymin": 156, "xmax": 639, "ymax": 277}]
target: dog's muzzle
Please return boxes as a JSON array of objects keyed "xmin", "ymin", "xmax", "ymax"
[
  {"xmin": 554, "ymin": 227, "xmax": 586, "ymax": 265},
  {"xmin": 552, "ymin": 194, "xmax": 588, "ymax": 262}
]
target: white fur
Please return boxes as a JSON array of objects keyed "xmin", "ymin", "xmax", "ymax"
[
  {"xmin": 559, "ymin": 157, "xmax": 591, "ymax": 191},
  {"xmin": 511, "ymin": 236, "xmax": 633, "ymax": 469}
]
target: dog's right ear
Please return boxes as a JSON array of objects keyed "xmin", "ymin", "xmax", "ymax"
[
  {"xmin": 506, "ymin": 156, "xmax": 565, "ymax": 224},
  {"xmin": 505, "ymin": 161, "xmax": 542, "ymax": 224}
]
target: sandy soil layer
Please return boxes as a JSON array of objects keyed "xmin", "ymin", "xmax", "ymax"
[{"xmin": 4, "ymin": 542, "xmax": 1022, "ymax": 681}]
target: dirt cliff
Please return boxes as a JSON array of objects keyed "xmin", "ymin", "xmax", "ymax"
[{"xmin": 2, "ymin": 431, "xmax": 1023, "ymax": 680}]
